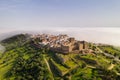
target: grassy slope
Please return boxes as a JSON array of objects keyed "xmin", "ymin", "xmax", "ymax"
[
  {"xmin": 0, "ymin": 45, "xmax": 51, "ymax": 79},
  {"xmin": 0, "ymin": 49, "xmax": 18, "ymax": 79},
  {"xmin": 0, "ymin": 45, "xmax": 119, "ymax": 80},
  {"xmin": 0, "ymin": 34, "xmax": 120, "ymax": 80}
]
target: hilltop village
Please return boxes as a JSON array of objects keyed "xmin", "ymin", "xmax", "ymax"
[
  {"xmin": 1, "ymin": 33, "xmax": 120, "ymax": 80},
  {"xmin": 31, "ymin": 34, "xmax": 92, "ymax": 54}
]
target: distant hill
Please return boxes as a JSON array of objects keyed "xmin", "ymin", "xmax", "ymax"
[
  {"xmin": 1, "ymin": 34, "xmax": 29, "ymax": 43},
  {"xmin": 0, "ymin": 34, "xmax": 30, "ymax": 50},
  {"xmin": 0, "ymin": 31, "xmax": 25, "ymax": 41}
]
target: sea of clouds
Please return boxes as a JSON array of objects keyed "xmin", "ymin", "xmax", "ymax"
[
  {"xmin": 0, "ymin": 27, "xmax": 120, "ymax": 46},
  {"xmin": 0, "ymin": 44, "xmax": 5, "ymax": 53}
]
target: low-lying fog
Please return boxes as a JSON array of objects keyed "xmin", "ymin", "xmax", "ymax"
[
  {"xmin": 0, "ymin": 27, "xmax": 120, "ymax": 46},
  {"xmin": 0, "ymin": 44, "xmax": 5, "ymax": 53}
]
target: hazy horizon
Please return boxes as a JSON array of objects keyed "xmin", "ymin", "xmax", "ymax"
[
  {"xmin": 0, "ymin": 27, "xmax": 120, "ymax": 46},
  {"xmin": 0, "ymin": 0, "xmax": 120, "ymax": 46}
]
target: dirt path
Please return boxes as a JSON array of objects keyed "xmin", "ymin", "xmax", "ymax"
[
  {"xmin": 44, "ymin": 57, "xmax": 54, "ymax": 80},
  {"xmin": 44, "ymin": 58, "xmax": 51, "ymax": 72},
  {"xmin": 108, "ymin": 64, "xmax": 115, "ymax": 70}
]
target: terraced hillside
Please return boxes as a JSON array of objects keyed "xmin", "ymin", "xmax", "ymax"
[{"xmin": 0, "ymin": 34, "xmax": 120, "ymax": 80}]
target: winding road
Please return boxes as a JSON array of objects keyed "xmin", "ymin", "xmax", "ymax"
[{"xmin": 95, "ymin": 45, "xmax": 120, "ymax": 62}]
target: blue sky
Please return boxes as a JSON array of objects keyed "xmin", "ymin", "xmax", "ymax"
[
  {"xmin": 0, "ymin": 0, "xmax": 120, "ymax": 45},
  {"xmin": 0, "ymin": 0, "xmax": 120, "ymax": 31}
]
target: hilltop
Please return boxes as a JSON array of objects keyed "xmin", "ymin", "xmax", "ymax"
[{"xmin": 0, "ymin": 33, "xmax": 120, "ymax": 80}]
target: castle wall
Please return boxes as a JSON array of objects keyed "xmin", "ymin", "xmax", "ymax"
[
  {"xmin": 79, "ymin": 43, "xmax": 84, "ymax": 51},
  {"xmin": 61, "ymin": 45, "xmax": 72, "ymax": 53}
]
